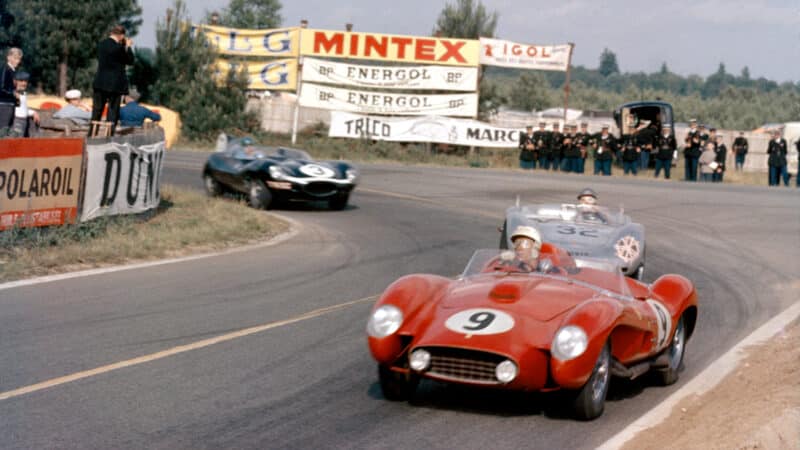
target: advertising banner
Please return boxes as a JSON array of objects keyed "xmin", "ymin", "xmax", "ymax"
[
  {"xmin": 0, "ymin": 138, "xmax": 83, "ymax": 230},
  {"xmin": 196, "ymin": 24, "xmax": 299, "ymax": 57},
  {"xmin": 300, "ymin": 29, "xmax": 479, "ymax": 66},
  {"xmin": 215, "ymin": 58, "xmax": 298, "ymax": 90},
  {"xmin": 81, "ymin": 141, "xmax": 165, "ymax": 221},
  {"xmin": 479, "ymin": 38, "xmax": 571, "ymax": 71},
  {"xmin": 301, "ymin": 57, "xmax": 477, "ymax": 91},
  {"xmin": 329, "ymin": 111, "xmax": 521, "ymax": 148},
  {"xmin": 299, "ymin": 83, "xmax": 478, "ymax": 117}
]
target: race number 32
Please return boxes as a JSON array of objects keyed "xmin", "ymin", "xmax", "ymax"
[{"xmin": 445, "ymin": 308, "xmax": 514, "ymax": 335}]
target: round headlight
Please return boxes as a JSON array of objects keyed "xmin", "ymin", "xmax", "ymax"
[
  {"xmin": 551, "ymin": 325, "xmax": 588, "ymax": 361},
  {"xmin": 367, "ymin": 305, "xmax": 403, "ymax": 338},
  {"xmin": 269, "ymin": 165, "xmax": 286, "ymax": 180},
  {"xmin": 345, "ymin": 168, "xmax": 359, "ymax": 182},
  {"xmin": 409, "ymin": 349, "xmax": 431, "ymax": 371},
  {"xmin": 495, "ymin": 360, "xmax": 518, "ymax": 383}
]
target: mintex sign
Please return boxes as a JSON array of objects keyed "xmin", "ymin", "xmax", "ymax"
[
  {"xmin": 0, "ymin": 138, "xmax": 83, "ymax": 230},
  {"xmin": 300, "ymin": 29, "xmax": 479, "ymax": 66}
]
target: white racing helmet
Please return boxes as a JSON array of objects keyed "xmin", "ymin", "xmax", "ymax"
[{"xmin": 510, "ymin": 225, "xmax": 542, "ymax": 257}]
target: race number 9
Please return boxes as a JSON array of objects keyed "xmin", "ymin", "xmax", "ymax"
[{"xmin": 445, "ymin": 308, "xmax": 514, "ymax": 335}]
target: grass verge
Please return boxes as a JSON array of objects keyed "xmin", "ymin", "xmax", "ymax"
[{"xmin": 0, "ymin": 184, "xmax": 289, "ymax": 283}]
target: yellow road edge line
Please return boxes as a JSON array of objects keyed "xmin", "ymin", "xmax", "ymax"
[{"xmin": 0, "ymin": 295, "xmax": 377, "ymax": 402}]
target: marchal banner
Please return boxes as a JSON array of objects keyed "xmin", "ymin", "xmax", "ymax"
[
  {"xmin": 479, "ymin": 38, "xmax": 571, "ymax": 71},
  {"xmin": 300, "ymin": 83, "xmax": 478, "ymax": 117},
  {"xmin": 329, "ymin": 111, "xmax": 521, "ymax": 148},
  {"xmin": 300, "ymin": 29, "xmax": 479, "ymax": 67},
  {"xmin": 81, "ymin": 141, "xmax": 165, "ymax": 221},
  {"xmin": 215, "ymin": 59, "xmax": 297, "ymax": 90},
  {"xmin": 301, "ymin": 57, "xmax": 477, "ymax": 91},
  {"xmin": 196, "ymin": 24, "xmax": 299, "ymax": 57}
]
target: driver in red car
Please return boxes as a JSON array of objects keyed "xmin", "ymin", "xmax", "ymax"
[{"xmin": 491, "ymin": 225, "xmax": 575, "ymax": 274}]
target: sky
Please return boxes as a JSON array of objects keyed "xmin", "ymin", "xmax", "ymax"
[{"xmin": 136, "ymin": 0, "xmax": 800, "ymax": 83}]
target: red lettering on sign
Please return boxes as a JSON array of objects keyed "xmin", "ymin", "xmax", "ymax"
[
  {"xmin": 484, "ymin": 44, "xmax": 493, "ymax": 57},
  {"xmin": 415, "ymin": 39, "xmax": 436, "ymax": 61},
  {"xmin": 364, "ymin": 35, "xmax": 388, "ymax": 57},
  {"xmin": 349, "ymin": 33, "xmax": 359, "ymax": 56},
  {"xmin": 391, "ymin": 37, "xmax": 413, "ymax": 58},
  {"xmin": 527, "ymin": 46, "xmax": 538, "ymax": 57},
  {"xmin": 542, "ymin": 47, "xmax": 551, "ymax": 57},
  {"xmin": 314, "ymin": 32, "xmax": 344, "ymax": 54},
  {"xmin": 512, "ymin": 44, "xmax": 522, "ymax": 56},
  {"xmin": 439, "ymin": 41, "xmax": 466, "ymax": 63}
]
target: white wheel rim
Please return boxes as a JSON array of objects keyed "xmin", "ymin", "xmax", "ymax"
[{"xmin": 615, "ymin": 236, "xmax": 640, "ymax": 262}]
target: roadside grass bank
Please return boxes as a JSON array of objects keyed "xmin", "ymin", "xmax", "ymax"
[
  {"xmin": 174, "ymin": 132, "xmax": 774, "ymax": 186},
  {"xmin": 0, "ymin": 184, "xmax": 289, "ymax": 283}
]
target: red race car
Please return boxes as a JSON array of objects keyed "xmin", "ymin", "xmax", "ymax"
[{"xmin": 367, "ymin": 245, "xmax": 697, "ymax": 420}]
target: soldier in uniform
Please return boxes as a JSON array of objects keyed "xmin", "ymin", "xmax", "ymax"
[
  {"xmin": 576, "ymin": 122, "xmax": 590, "ymax": 174},
  {"xmin": 594, "ymin": 124, "xmax": 615, "ymax": 176},
  {"xmin": 518, "ymin": 125, "xmax": 537, "ymax": 169},
  {"xmin": 548, "ymin": 122, "xmax": 562, "ymax": 171},
  {"xmin": 533, "ymin": 121, "xmax": 549, "ymax": 171},
  {"xmin": 767, "ymin": 129, "xmax": 788, "ymax": 186},
  {"xmin": 683, "ymin": 118, "xmax": 702, "ymax": 181},
  {"xmin": 560, "ymin": 124, "xmax": 576, "ymax": 172},
  {"xmin": 654, "ymin": 125, "xmax": 676, "ymax": 179},
  {"xmin": 621, "ymin": 136, "xmax": 640, "ymax": 175},
  {"xmin": 713, "ymin": 134, "xmax": 727, "ymax": 182},
  {"xmin": 732, "ymin": 131, "xmax": 749, "ymax": 171}
]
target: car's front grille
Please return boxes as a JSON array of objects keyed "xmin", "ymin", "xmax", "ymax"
[
  {"xmin": 422, "ymin": 347, "xmax": 508, "ymax": 385},
  {"xmin": 303, "ymin": 182, "xmax": 337, "ymax": 197}
]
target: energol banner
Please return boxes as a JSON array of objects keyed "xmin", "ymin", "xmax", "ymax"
[
  {"xmin": 215, "ymin": 59, "xmax": 297, "ymax": 90},
  {"xmin": 300, "ymin": 83, "xmax": 478, "ymax": 117},
  {"xmin": 196, "ymin": 24, "xmax": 299, "ymax": 57},
  {"xmin": 301, "ymin": 57, "xmax": 477, "ymax": 91},
  {"xmin": 329, "ymin": 111, "xmax": 521, "ymax": 148},
  {"xmin": 300, "ymin": 29, "xmax": 479, "ymax": 66},
  {"xmin": 0, "ymin": 138, "xmax": 83, "ymax": 230},
  {"xmin": 81, "ymin": 141, "xmax": 165, "ymax": 221},
  {"xmin": 479, "ymin": 38, "xmax": 571, "ymax": 71}
]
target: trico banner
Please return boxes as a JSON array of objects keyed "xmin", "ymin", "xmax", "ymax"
[
  {"xmin": 300, "ymin": 29, "xmax": 480, "ymax": 66},
  {"xmin": 479, "ymin": 38, "xmax": 571, "ymax": 71},
  {"xmin": 329, "ymin": 111, "xmax": 521, "ymax": 148},
  {"xmin": 301, "ymin": 57, "xmax": 477, "ymax": 91},
  {"xmin": 81, "ymin": 141, "xmax": 165, "ymax": 222},
  {"xmin": 195, "ymin": 24, "xmax": 299, "ymax": 57},
  {"xmin": 215, "ymin": 59, "xmax": 298, "ymax": 90},
  {"xmin": 0, "ymin": 138, "xmax": 83, "ymax": 230},
  {"xmin": 299, "ymin": 83, "xmax": 478, "ymax": 117}
]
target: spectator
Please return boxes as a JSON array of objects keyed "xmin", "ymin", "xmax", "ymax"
[
  {"xmin": 713, "ymin": 134, "xmax": 727, "ymax": 182},
  {"xmin": 518, "ymin": 125, "xmax": 537, "ymax": 169},
  {"xmin": 637, "ymin": 119, "xmax": 658, "ymax": 170},
  {"xmin": 550, "ymin": 122, "xmax": 563, "ymax": 171},
  {"xmin": 533, "ymin": 121, "xmax": 549, "ymax": 170},
  {"xmin": 577, "ymin": 122, "xmax": 590, "ymax": 174},
  {"xmin": 698, "ymin": 124, "xmax": 709, "ymax": 144},
  {"xmin": 707, "ymin": 128, "xmax": 718, "ymax": 151},
  {"xmin": 594, "ymin": 124, "xmax": 615, "ymax": 176},
  {"xmin": 767, "ymin": 129, "xmax": 788, "ymax": 186},
  {"xmin": 11, "ymin": 71, "xmax": 38, "ymax": 137},
  {"xmin": 699, "ymin": 142, "xmax": 717, "ymax": 182},
  {"xmin": 684, "ymin": 119, "xmax": 702, "ymax": 182},
  {"xmin": 562, "ymin": 124, "xmax": 580, "ymax": 172},
  {"xmin": 796, "ymin": 138, "xmax": 800, "ymax": 187},
  {"xmin": 0, "ymin": 47, "xmax": 22, "ymax": 131},
  {"xmin": 119, "ymin": 90, "xmax": 160, "ymax": 127},
  {"xmin": 621, "ymin": 138, "xmax": 640, "ymax": 175},
  {"xmin": 654, "ymin": 125, "xmax": 676, "ymax": 179},
  {"xmin": 53, "ymin": 89, "xmax": 92, "ymax": 125},
  {"xmin": 91, "ymin": 24, "xmax": 134, "ymax": 135},
  {"xmin": 732, "ymin": 131, "xmax": 749, "ymax": 171}
]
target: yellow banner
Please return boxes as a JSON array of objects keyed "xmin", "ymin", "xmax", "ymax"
[
  {"xmin": 215, "ymin": 59, "xmax": 298, "ymax": 90},
  {"xmin": 197, "ymin": 25, "xmax": 299, "ymax": 57},
  {"xmin": 300, "ymin": 29, "xmax": 480, "ymax": 67}
]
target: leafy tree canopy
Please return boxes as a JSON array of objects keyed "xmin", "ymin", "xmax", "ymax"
[
  {"xmin": 432, "ymin": 0, "xmax": 498, "ymax": 39},
  {"xmin": 598, "ymin": 48, "xmax": 619, "ymax": 77},
  {"xmin": 206, "ymin": 0, "xmax": 283, "ymax": 29}
]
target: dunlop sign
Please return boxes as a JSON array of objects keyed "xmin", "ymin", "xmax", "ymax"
[
  {"xmin": 301, "ymin": 57, "xmax": 477, "ymax": 91},
  {"xmin": 0, "ymin": 138, "xmax": 83, "ymax": 230},
  {"xmin": 300, "ymin": 29, "xmax": 479, "ymax": 66},
  {"xmin": 215, "ymin": 59, "xmax": 298, "ymax": 90},
  {"xmin": 299, "ymin": 82, "xmax": 478, "ymax": 117},
  {"xmin": 196, "ymin": 24, "xmax": 299, "ymax": 57}
]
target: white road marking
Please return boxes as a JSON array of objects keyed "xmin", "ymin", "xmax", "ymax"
[
  {"xmin": 359, "ymin": 187, "xmax": 500, "ymax": 219},
  {"xmin": 598, "ymin": 299, "xmax": 800, "ymax": 450},
  {"xmin": 0, "ymin": 294, "xmax": 377, "ymax": 402}
]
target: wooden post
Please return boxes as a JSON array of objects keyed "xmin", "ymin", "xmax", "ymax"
[{"xmin": 562, "ymin": 43, "xmax": 575, "ymax": 124}]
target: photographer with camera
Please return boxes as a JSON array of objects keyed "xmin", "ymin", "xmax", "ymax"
[{"xmin": 91, "ymin": 24, "xmax": 135, "ymax": 136}]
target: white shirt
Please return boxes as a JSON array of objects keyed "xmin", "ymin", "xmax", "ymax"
[{"xmin": 14, "ymin": 91, "xmax": 32, "ymax": 118}]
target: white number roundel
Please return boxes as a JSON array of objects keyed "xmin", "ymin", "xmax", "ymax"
[
  {"xmin": 299, "ymin": 164, "xmax": 335, "ymax": 178},
  {"xmin": 445, "ymin": 308, "xmax": 515, "ymax": 335}
]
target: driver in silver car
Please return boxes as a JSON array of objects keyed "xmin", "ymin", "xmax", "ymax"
[{"xmin": 576, "ymin": 188, "xmax": 607, "ymax": 223}]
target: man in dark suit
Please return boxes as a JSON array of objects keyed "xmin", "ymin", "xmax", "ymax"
[
  {"xmin": 767, "ymin": 129, "xmax": 788, "ymax": 186},
  {"xmin": 518, "ymin": 125, "xmax": 537, "ymax": 169},
  {"xmin": 91, "ymin": 24, "xmax": 135, "ymax": 135},
  {"xmin": 732, "ymin": 132, "xmax": 749, "ymax": 171}
]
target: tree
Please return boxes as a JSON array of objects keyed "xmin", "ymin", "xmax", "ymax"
[
  {"xmin": 509, "ymin": 72, "xmax": 551, "ymax": 111},
  {"xmin": 151, "ymin": 0, "xmax": 257, "ymax": 140},
  {"xmin": 3, "ymin": 0, "xmax": 140, "ymax": 95},
  {"xmin": 598, "ymin": 48, "xmax": 619, "ymax": 77},
  {"xmin": 207, "ymin": 0, "xmax": 282, "ymax": 29},
  {"xmin": 432, "ymin": 0, "xmax": 498, "ymax": 39}
]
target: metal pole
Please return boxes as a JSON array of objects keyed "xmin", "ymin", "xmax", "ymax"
[
  {"xmin": 562, "ymin": 43, "xmax": 575, "ymax": 124},
  {"xmin": 290, "ymin": 20, "xmax": 308, "ymax": 145}
]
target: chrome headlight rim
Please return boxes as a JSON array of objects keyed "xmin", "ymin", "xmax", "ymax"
[
  {"xmin": 366, "ymin": 305, "xmax": 403, "ymax": 338},
  {"xmin": 269, "ymin": 165, "xmax": 286, "ymax": 180},
  {"xmin": 345, "ymin": 168, "xmax": 359, "ymax": 183},
  {"xmin": 495, "ymin": 359, "xmax": 518, "ymax": 383},
  {"xmin": 551, "ymin": 325, "xmax": 589, "ymax": 361},
  {"xmin": 409, "ymin": 349, "xmax": 431, "ymax": 371}
]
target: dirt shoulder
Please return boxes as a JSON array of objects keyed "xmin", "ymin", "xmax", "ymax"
[{"xmin": 622, "ymin": 320, "xmax": 800, "ymax": 450}]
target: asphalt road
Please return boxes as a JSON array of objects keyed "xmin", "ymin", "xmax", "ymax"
[{"xmin": 1, "ymin": 151, "xmax": 798, "ymax": 449}]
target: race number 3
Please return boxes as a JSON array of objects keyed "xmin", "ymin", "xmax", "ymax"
[{"xmin": 445, "ymin": 308, "xmax": 514, "ymax": 335}]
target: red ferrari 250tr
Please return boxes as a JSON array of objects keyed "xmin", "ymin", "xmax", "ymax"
[{"xmin": 366, "ymin": 245, "xmax": 697, "ymax": 420}]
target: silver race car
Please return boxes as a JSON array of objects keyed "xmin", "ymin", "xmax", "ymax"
[{"xmin": 500, "ymin": 200, "xmax": 646, "ymax": 279}]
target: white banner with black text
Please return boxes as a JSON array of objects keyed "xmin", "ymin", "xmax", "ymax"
[
  {"xmin": 329, "ymin": 112, "xmax": 521, "ymax": 148},
  {"xmin": 81, "ymin": 141, "xmax": 165, "ymax": 221}
]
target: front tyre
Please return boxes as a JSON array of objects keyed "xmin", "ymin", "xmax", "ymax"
[
  {"xmin": 204, "ymin": 174, "xmax": 223, "ymax": 197},
  {"xmin": 248, "ymin": 180, "xmax": 272, "ymax": 210},
  {"xmin": 655, "ymin": 315, "xmax": 686, "ymax": 385},
  {"xmin": 329, "ymin": 192, "xmax": 350, "ymax": 211},
  {"xmin": 572, "ymin": 343, "xmax": 611, "ymax": 420},
  {"xmin": 378, "ymin": 365, "xmax": 418, "ymax": 401}
]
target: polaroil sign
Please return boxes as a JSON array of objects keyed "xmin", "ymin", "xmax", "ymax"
[{"xmin": 0, "ymin": 138, "xmax": 83, "ymax": 229}]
